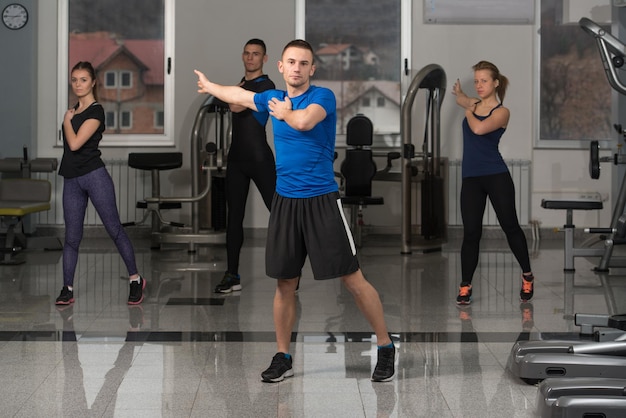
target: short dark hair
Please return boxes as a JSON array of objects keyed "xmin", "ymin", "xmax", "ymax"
[
  {"xmin": 245, "ymin": 38, "xmax": 267, "ymax": 55},
  {"xmin": 282, "ymin": 39, "xmax": 315, "ymax": 64}
]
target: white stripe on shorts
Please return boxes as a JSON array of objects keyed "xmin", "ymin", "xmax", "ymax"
[{"xmin": 336, "ymin": 198, "xmax": 356, "ymax": 256}]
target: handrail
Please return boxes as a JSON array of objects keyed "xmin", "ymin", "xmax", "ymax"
[
  {"xmin": 400, "ymin": 64, "xmax": 447, "ymax": 254},
  {"xmin": 190, "ymin": 95, "xmax": 230, "ymax": 235},
  {"xmin": 580, "ymin": 17, "xmax": 626, "ymax": 95}
]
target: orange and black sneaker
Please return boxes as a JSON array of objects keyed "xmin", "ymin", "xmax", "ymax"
[
  {"xmin": 520, "ymin": 274, "xmax": 534, "ymax": 302},
  {"xmin": 456, "ymin": 284, "xmax": 472, "ymax": 305}
]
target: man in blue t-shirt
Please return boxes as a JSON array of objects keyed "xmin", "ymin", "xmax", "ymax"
[{"xmin": 195, "ymin": 39, "xmax": 395, "ymax": 383}]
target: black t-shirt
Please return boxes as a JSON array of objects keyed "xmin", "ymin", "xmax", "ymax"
[
  {"xmin": 228, "ymin": 75, "xmax": 276, "ymax": 163},
  {"xmin": 58, "ymin": 102, "xmax": 106, "ymax": 178}
]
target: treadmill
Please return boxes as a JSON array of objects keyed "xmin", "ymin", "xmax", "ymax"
[
  {"xmin": 536, "ymin": 378, "xmax": 626, "ymax": 418},
  {"xmin": 518, "ymin": 16, "xmax": 626, "ymax": 418},
  {"xmin": 509, "ymin": 314, "xmax": 626, "ymax": 384}
]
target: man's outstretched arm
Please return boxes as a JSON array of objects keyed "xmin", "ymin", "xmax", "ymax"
[{"xmin": 194, "ymin": 70, "xmax": 258, "ymax": 111}]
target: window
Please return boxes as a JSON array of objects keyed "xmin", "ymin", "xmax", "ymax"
[
  {"xmin": 104, "ymin": 70, "xmax": 133, "ymax": 88},
  {"xmin": 155, "ymin": 110, "xmax": 164, "ymax": 128},
  {"xmin": 105, "ymin": 71, "xmax": 116, "ymax": 88},
  {"xmin": 105, "ymin": 111, "xmax": 116, "ymax": 129},
  {"xmin": 537, "ymin": 0, "xmax": 613, "ymax": 147},
  {"xmin": 120, "ymin": 71, "xmax": 132, "ymax": 88},
  {"xmin": 120, "ymin": 111, "xmax": 132, "ymax": 129},
  {"xmin": 58, "ymin": 0, "xmax": 175, "ymax": 146},
  {"xmin": 377, "ymin": 97, "xmax": 386, "ymax": 108},
  {"xmin": 298, "ymin": 0, "xmax": 406, "ymax": 140}
]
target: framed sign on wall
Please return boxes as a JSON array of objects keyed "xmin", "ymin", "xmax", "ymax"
[{"xmin": 424, "ymin": 0, "xmax": 535, "ymax": 24}]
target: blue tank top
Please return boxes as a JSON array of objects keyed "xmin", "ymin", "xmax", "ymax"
[{"xmin": 461, "ymin": 104, "xmax": 509, "ymax": 178}]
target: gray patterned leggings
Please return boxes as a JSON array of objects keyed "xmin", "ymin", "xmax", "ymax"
[{"xmin": 62, "ymin": 167, "xmax": 138, "ymax": 287}]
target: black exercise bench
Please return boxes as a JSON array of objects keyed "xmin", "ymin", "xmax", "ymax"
[{"xmin": 541, "ymin": 193, "xmax": 604, "ymax": 271}]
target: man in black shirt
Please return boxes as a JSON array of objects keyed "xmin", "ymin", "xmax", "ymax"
[{"xmin": 214, "ymin": 39, "xmax": 277, "ymax": 293}]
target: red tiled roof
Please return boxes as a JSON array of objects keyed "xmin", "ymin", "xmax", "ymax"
[{"xmin": 69, "ymin": 32, "xmax": 164, "ymax": 85}]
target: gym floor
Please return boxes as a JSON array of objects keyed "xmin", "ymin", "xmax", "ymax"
[{"xmin": 0, "ymin": 230, "xmax": 623, "ymax": 417}]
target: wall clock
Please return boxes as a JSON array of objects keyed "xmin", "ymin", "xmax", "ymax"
[{"xmin": 2, "ymin": 3, "xmax": 28, "ymax": 30}]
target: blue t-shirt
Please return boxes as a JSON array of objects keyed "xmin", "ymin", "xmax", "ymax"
[
  {"xmin": 461, "ymin": 104, "xmax": 509, "ymax": 178},
  {"xmin": 254, "ymin": 85, "xmax": 337, "ymax": 198}
]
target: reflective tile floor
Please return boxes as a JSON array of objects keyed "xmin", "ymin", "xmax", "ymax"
[{"xmin": 0, "ymin": 231, "xmax": 624, "ymax": 417}]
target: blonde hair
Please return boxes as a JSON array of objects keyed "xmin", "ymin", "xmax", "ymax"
[{"xmin": 472, "ymin": 60, "xmax": 508, "ymax": 103}]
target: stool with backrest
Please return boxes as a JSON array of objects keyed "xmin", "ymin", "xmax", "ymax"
[{"xmin": 339, "ymin": 115, "xmax": 385, "ymax": 247}]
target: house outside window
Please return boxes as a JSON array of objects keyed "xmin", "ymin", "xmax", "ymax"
[
  {"xmin": 58, "ymin": 0, "xmax": 174, "ymax": 146},
  {"xmin": 301, "ymin": 0, "xmax": 403, "ymax": 138}
]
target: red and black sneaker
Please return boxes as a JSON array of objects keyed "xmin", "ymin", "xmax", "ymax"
[
  {"xmin": 55, "ymin": 286, "xmax": 74, "ymax": 305},
  {"xmin": 128, "ymin": 276, "xmax": 146, "ymax": 305}
]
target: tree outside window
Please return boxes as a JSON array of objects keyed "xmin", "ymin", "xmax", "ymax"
[{"xmin": 538, "ymin": 0, "xmax": 612, "ymax": 144}]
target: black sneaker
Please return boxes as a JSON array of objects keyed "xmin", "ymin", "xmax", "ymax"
[
  {"xmin": 55, "ymin": 286, "xmax": 74, "ymax": 305},
  {"xmin": 520, "ymin": 274, "xmax": 534, "ymax": 302},
  {"xmin": 456, "ymin": 284, "xmax": 472, "ymax": 306},
  {"xmin": 261, "ymin": 352, "xmax": 294, "ymax": 382},
  {"xmin": 372, "ymin": 344, "xmax": 396, "ymax": 382},
  {"xmin": 128, "ymin": 276, "xmax": 146, "ymax": 305},
  {"xmin": 214, "ymin": 272, "xmax": 241, "ymax": 293}
]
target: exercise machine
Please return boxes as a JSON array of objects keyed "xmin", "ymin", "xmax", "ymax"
[
  {"xmin": 124, "ymin": 95, "xmax": 229, "ymax": 251},
  {"xmin": 0, "ymin": 147, "xmax": 61, "ymax": 264},
  {"xmin": 509, "ymin": 313, "xmax": 626, "ymax": 384},
  {"xmin": 581, "ymin": 16, "xmax": 626, "ymax": 272},
  {"xmin": 336, "ymin": 114, "xmax": 400, "ymax": 247},
  {"xmin": 400, "ymin": 64, "xmax": 447, "ymax": 254},
  {"xmin": 508, "ymin": 16, "xmax": 626, "ymax": 418}
]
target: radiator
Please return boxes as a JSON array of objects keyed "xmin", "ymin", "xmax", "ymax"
[
  {"xmin": 33, "ymin": 159, "xmax": 151, "ymax": 226},
  {"xmin": 33, "ymin": 158, "xmax": 531, "ymax": 228},
  {"xmin": 447, "ymin": 159, "xmax": 531, "ymax": 226}
]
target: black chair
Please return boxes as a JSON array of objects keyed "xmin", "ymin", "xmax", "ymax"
[
  {"xmin": 339, "ymin": 115, "xmax": 399, "ymax": 247},
  {"xmin": 125, "ymin": 152, "xmax": 184, "ymax": 248}
]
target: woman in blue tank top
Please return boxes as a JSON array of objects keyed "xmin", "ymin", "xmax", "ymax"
[{"xmin": 451, "ymin": 61, "xmax": 535, "ymax": 308}]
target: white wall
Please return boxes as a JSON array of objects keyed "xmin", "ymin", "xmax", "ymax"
[{"xmin": 33, "ymin": 0, "xmax": 615, "ymax": 231}]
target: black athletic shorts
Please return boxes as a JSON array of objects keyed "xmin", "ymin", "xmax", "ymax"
[{"xmin": 265, "ymin": 191, "xmax": 360, "ymax": 280}]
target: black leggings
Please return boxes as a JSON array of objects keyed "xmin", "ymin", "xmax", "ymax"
[
  {"xmin": 225, "ymin": 160, "xmax": 276, "ymax": 275},
  {"xmin": 460, "ymin": 172, "xmax": 531, "ymax": 284}
]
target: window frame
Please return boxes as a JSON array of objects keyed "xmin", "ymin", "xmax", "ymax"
[
  {"xmin": 56, "ymin": 0, "xmax": 175, "ymax": 147},
  {"xmin": 120, "ymin": 110, "xmax": 133, "ymax": 129},
  {"xmin": 105, "ymin": 111, "xmax": 117, "ymax": 129},
  {"xmin": 154, "ymin": 110, "xmax": 165, "ymax": 129},
  {"xmin": 534, "ymin": 0, "xmax": 616, "ymax": 149},
  {"xmin": 295, "ymin": 0, "xmax": 411, "ymax": 148}
]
